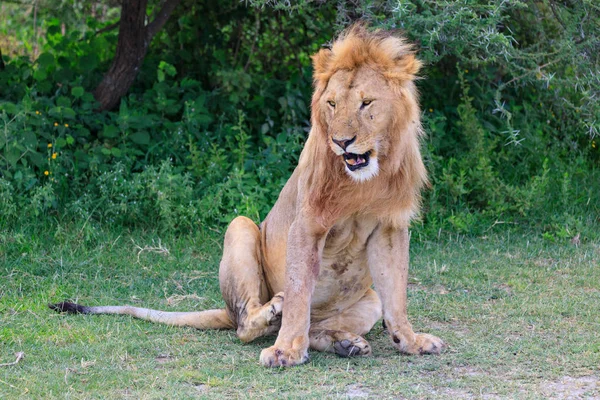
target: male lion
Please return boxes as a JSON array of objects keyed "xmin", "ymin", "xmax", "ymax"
[{"xmin": 50, "ymin": 24, "xmax": 445, "ymax": 367}]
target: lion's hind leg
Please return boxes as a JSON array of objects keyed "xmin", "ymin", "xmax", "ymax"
[
  {"xmin": 235, "ymin": 292, "xmax": 284, "ymax": 342},
  {"xmin": 309, "ymin": 288, "xmax": 382, "ymax": 357},
  {"xmin": 219, "ymin": 216, "xmax": 283, "ymax": 343},
  {"xmin": 310, "ymin": 329, "xmax": 372, "ymax": 357}
]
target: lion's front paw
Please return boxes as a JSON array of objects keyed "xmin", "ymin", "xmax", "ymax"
[
  {"xmin": 259, "ymin": 345, "xmax": 309, "ymax": 367},
  {"xmin": 413, "ymin": 333, "xmax": 445, "ymax": 355},
  {"xmin": 392, "ymin": 332, "xmax": 445, "ymax": 355}
]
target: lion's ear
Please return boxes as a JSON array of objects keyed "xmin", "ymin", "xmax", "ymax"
[
  {"xmin": 312, "ymin": 48, "xmax": 333, "ymax": 78},
  {"xmin": 399, "ymin": 54, "xmax": 422, "ymax": 76},
  {"xmin": 388, "ymin": 53, "xmax": 422, "ymax": 82}
]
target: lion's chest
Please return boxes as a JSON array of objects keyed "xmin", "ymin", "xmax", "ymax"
[{"xmin": 310, "ymin": 216, "xmax": 379, "ymax": 320}]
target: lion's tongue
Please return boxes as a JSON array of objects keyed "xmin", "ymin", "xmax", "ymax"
[{"xmin": 346, "ymin": 155, "xmax": 365, "ymax": 166}]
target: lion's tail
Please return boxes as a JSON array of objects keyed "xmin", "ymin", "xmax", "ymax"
[{"xmin": 48, "ymin": 301, "xmax": 234, "ymax": 330}]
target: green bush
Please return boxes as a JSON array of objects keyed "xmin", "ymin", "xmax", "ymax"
[{"xmin": 0, "ymin": 1, "xmax": 598, "ymax": 239}]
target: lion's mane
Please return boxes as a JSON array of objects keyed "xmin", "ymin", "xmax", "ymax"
[{"xmin": 298, "ymin": 24, "xmax": 427, "ymax": 229}]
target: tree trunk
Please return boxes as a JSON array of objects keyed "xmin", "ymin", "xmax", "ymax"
[{"xmin": 93, "ymin": 0, "xmax": 181, "ymax": 111}]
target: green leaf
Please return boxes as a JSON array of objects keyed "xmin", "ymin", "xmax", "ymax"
[
  {"xmin": 276, "ymin": 133, "xmax": 288, "ymax": 144},
  {"xmin": 63, "ymin": 107, "xmax": 76, "ymax": 119},
  {"xmin": 37, "ymin": 53, "xmax": 55, "ymax": 69},
  {"xmin": 54, "ymin": 68, "xmax": 74, "ymax": 82},
  {"xmin": 111, "ymin": 147, "xmax": 122, "ymax": 157},
  {"xmin": 66, "ymin": 135, "xmax": 75, "ymax": 145},
  {"xmin": 82, "ymin": 93, "xmax": 95, "ymax": 103},
  {"xmin": 79, "ymin": 54, "xmax": 98, "ymax": 71},
  {"xmin": 129, "ymin": 131, "xmax": 150, "ymax": 145},
  {"xmin": 33, "ymin": 69, "xmax": 47, "ymax": 81},
  {"xmin": 127, "ymin": 116, "xmax": 151, "ymax": 129},
  {"xmin": 0, "ymin": 102, "xmax": 17, "ymax": 114},
  {"xmin": 102, "ymin": 125, "xmax": 119, "ymax": 138},
  {"xmin": 23, "ymin": 131, "xmax": 38, "ymax": 148},
  {"xmin": 196, "ymin": 114, "xmax": 213, "ymax": 126},
  {"xmin": 57, "ymin": 96, "xmax": 71, "ymax": 108},
  {"xmin": 48, "ymin": 107, "xmax": 62, "ymax": 118},
  {"xmin": 38, "ymin": 81, "xmax": 52, "ymax": 93},
  {"xmin": 6, "ymin": 147, "xmax": 20, "ymax": 167},
  {"xmin": 29, "ymin": 151, "xmax": 44, "ymax": 167},
  {"xmin": 77, "ymin": 128, "xmax": 91, "ymax": 138},
  {"xmin": 74, "ymin": 150, "xmax": 88, "ymax": 162},
  {"xmin": 71, "ymin": 86, "xmax": 85, "ymax": 98},
  {"xmin": 101, "ymin": 147, "xmax": 112, "ymax": 156},
  {"xmin": 194, "ymin": 94, "xmax": 207, "ymax": 110},
  {"xmin": 158, "ymin": 61, "xmax": 177, "ymax": 76}
]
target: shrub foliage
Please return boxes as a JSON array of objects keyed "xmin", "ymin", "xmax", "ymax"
[{"xmin": 0, "ymin": 0, "xmax": 598, "ymax": 237}]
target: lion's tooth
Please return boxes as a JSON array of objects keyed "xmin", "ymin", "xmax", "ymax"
[{"xmin": 346, "ymin": 159, "xmax": 356, "ymax": 165}]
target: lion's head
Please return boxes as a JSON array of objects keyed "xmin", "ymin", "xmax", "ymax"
[
  {"xmin": 297, "ymin": 24, "xmax": 427, "ymax": 227},
  {"xmin": 310, "ymin": 24, "xmax": 424, "ymax": 183}
]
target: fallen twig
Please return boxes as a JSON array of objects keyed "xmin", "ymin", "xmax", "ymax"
[
  {"xmin": 0, "ymin": 352, "xmax": 24, "ymax": 367},
  {"xmin": 132, "ymin": 238, "xmax": 170, "ymax": 263}
]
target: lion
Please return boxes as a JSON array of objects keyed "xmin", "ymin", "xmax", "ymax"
[{"xmin": 50, "ymin": 24, "xmax": 445, "ymax": 367}]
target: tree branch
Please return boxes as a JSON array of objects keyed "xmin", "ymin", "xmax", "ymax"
[
  {"xmin": 548, "ymin": 1, "xmax": 567, "ymax": 30},
  {"xmin": 499, "ymin": 59, "xmax": 560, "ymax": 90},
  {"xmin": 95, "ymin": 21, "xmax": 120, "ymax": 36},
  {"xmin": 146, "ymin": 0, "xmax": 182, "ymax": 41},
  {"xmin": 244, "ymin": 13, "xmax": 261, "ymax": 72},
  {"xmin": 79, "ymin": 21, "xmax": 120, "ymax": 42}
]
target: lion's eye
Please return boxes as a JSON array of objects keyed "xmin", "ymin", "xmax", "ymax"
[
  {"xmin": 327, "ymin": 100, "xmax": 336, "ymax": 107},
  {"xmin": 362, "ymin": 100, "xmax": 372, "ymax": 107}
]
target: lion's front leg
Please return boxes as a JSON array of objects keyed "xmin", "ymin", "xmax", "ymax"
[
  {"xmin": 367, "ymin": 226, "xmax": 445, "ymax": 355},
  {"xmin": 259, "ymin": 218, "xmax": 326, "ymax": 367}
]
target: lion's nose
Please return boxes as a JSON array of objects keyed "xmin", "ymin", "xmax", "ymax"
[{"xmin": 332, "ymin": 136, "xmax": 356, "ymax": 151}]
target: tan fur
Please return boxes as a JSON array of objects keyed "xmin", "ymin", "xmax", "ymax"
[{"xmin": 51, "ymin": 24, "xmax": 444, "ymax": 367}]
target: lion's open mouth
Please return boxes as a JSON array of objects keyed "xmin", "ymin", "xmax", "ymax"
[{"xmin": 343, "ymin": 151, "xmax": 370, "ymax": 171}]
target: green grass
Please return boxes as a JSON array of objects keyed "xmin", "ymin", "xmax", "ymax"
[{"xmin": 1, "ymin": 223, "xmax": 599, "ymax": 399}]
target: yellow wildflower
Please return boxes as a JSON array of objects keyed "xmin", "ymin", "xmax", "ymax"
[
  {"xmin": 593, "ymin": 141, "xmax": 597, "ymax": 149},
  {"xmin": 47, "ymin": 143, "xmax": 52, "ymax": 148},
  {"xmin": 52, "ymin": 153, "xmax": 57, "ymax": 159},
  {"xmin": 429, "ymin": 108, "xmax": 433, "ymax": 113},
  {"xmin": 64, "ymin": 123, "xmax": 69, "ymax": 128},
  {"xmin": 464, "ymin": 69, "xmax": 469, "ymax": 73},
  {"xmin": 54, "ymin": 122, "xmax": 59, "ymax": 127},
  {"xmin": 35, "ymin": 111, "xmax": 41, "ymax": 115},
  {"xmin": 44, "ymin": 170, "xmax": 49, "ymax": 176}
]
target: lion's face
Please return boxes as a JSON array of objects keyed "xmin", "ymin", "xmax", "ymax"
[{"xmin": 321, "ymin": 67, "xmax": 396, "ymax": 182}]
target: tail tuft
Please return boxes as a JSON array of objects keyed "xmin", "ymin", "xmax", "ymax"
[{"xmin": 49, "ymin": 301, "xmax": 90, "ymax": 314}]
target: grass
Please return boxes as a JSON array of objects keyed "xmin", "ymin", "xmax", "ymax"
[{"xmin": 1, "ymin": 222, "xmax": 599, "ymax": 399}]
